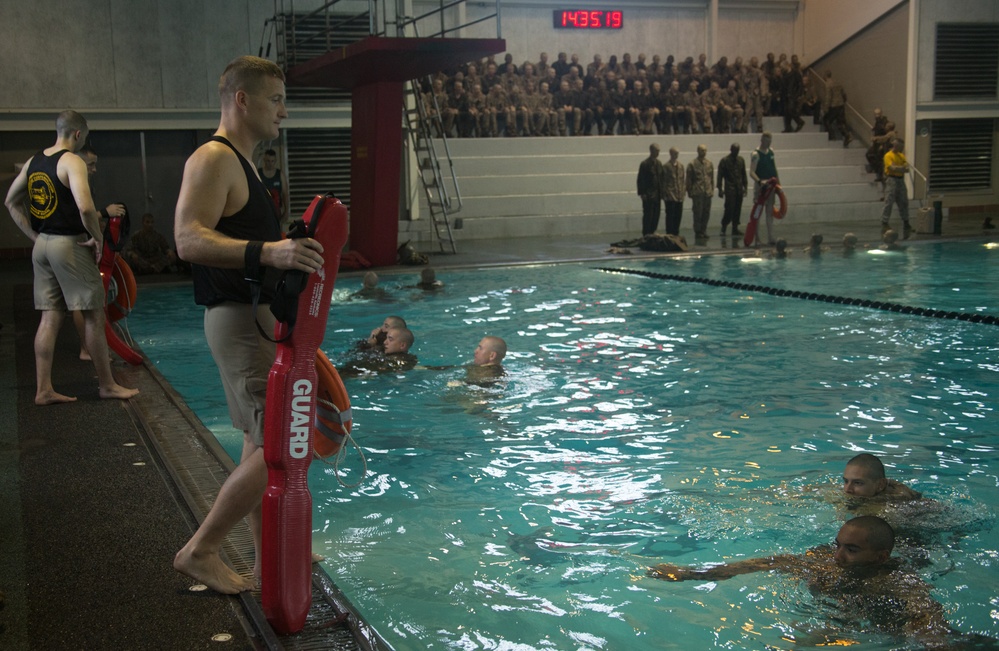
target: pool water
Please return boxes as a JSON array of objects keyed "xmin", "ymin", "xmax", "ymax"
[{"xmin": 133, "ymin": 241, "xmax": 999, "ymax": 650}]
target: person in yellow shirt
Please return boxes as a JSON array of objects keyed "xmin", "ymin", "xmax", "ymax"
[{"xmin": 881, "ymin": 138, "xmax": 911, "ymax": 239}]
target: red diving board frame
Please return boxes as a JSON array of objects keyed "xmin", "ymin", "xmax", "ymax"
[{"xmin": 286, "ymin": 36, "xmax": 506, "ymax": 267}]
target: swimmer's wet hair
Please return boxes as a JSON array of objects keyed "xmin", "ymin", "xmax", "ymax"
[
  {"xmin": 847, "ymin": 453, "xmax": 886, "ymax": 479},
  {"xmin": 846, "ymin": 515, "xmax": 895, "ymax": 552}
]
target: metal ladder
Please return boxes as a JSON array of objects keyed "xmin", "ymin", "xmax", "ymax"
[{"xmin": 404, "ymin": 77, "xmax": 461, "ymax": 254}]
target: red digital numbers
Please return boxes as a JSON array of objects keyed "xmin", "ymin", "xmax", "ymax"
[{"xmin": 554, "ymin": 10, "xmax": 623, "ymax": 30}]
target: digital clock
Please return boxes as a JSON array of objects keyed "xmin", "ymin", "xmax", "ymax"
[{"xmin": 553, "ymin": 9, "xmax": 623, "ymax": 30}]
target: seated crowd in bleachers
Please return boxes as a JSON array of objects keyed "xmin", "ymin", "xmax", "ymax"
[{"xmin": 422, "ymin": 50, "xmax": 840, "ymax": 138}]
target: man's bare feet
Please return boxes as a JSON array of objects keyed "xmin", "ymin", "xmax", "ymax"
[
  {"xmin": 312, "ymin": 552, "xmax": 325, "ymax": 563},
  {"xmin": 99, "ymin": 384, "xmax": 139, "ymax": 400},
  {"xmin": 174, "ymin": 547, "xmax": 255, "ymax": 594},
  {"xmin": 35, "ymin": 390, "xmax": 77, "ymax": 406}
]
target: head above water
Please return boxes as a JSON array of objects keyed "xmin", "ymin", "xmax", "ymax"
[
  {"xmin": 473, "ymin": 335, "xmax": 507, "ymax": 366},
  {"xmin": 834, "ymin": 516, "xmax": 895, "ymax": 568},
  {"xmin": 384, "ymin": 327, "xmax": 414, "ymax": 355},
  {"xmin": 843, "ymin": 453, "xmax": 889, "ymax": 497}
]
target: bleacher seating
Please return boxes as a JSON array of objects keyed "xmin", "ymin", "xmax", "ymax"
[{"xmin": 401, "ymin": 116, "xmax": 893, "ymax": 244}]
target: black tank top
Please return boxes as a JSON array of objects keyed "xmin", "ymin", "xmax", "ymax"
[
  {"xmin": 193, "ymin": 136, "xmax": 282, "ymax": 306},
  {"xmin": 27, "ymin": 149, "xmax": 85, "ymax": 235}
]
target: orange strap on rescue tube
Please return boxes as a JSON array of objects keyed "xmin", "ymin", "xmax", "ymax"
[{"xmin": 313, "ymin": 349, "xmax": 352, "ymax": 459}]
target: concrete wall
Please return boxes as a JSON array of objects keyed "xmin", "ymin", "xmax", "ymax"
[
  {"xmin": 808, "ymin": 3, "xmax": 910, "ymax": 140},
  {"xmin": 462, "ymin": 1, "xmax": 798, "ymax": 67},
  {"xmin": 800, "ymin": 0, "xmax": 905, "ymax": 64},
  {"xmin": 0, "ymin": 0, "xmax": 271, "ymax": 111}
]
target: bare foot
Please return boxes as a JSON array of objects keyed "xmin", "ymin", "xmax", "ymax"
[
  {"xmin": 312, "ymin": 552, "xmax": 325, "ymax": 563},
  {"xmin": 99, "ymin": 384, "xmax": 139, "ymax": 400},
  {"xmin": 174, "ymin": 547, "xmax": 255, "ymax": 594},
  {"xmin": 35, "ymin": 390, "xmax": 77, "ymax": 406},
  {"xmin": 79, "ymin": 349, "xmax": 92, "ymax": 361}
]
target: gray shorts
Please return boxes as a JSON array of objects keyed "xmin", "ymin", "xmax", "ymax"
[
  {"xmin": 204, "ymin": 302, "xmax": 276, "ymax": 447},
  {"xmin": 32, "ymin": 233, "xmax": 104, "ymax": 311}
]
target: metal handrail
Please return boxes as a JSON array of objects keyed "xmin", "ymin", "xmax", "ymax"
[{"xmin": 807, "ymin": 67, "xmax": 929, "ymax": 198}]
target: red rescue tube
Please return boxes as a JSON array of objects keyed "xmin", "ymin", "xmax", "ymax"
[
  {"xmin": 99, "ymin": 214, "xmax": 142, "ymax": 365},
  {"xmin": 261, "ymin": 195, "xmax": 348, "ymax": 635},
  {"xmin": 743, "ymin": 179, "xmax": 785, "ymax": 247},
  {"xmin": 107, "ymin": 255, "xmax": 137, "ymax": 322}
]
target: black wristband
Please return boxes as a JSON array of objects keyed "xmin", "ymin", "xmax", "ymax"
[
  {"xmin": 244, "ymin": 241, "xmax": 264, "ymax": 283},
  {"xmin": 100, "ymin": 207, "xmax": 110, "ymax": 221}
]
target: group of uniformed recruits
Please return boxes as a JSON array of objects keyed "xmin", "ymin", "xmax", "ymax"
[{"xmin": 422, "ymin": 50, "xmax": 833, "ymax": 138}]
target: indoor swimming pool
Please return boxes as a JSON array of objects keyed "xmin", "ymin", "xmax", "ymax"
[{"xmin": 133, "ymin": 240, "xmax": 998, "ymax": 650}]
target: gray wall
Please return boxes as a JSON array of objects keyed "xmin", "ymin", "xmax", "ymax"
[
  {"xmin": 809, "ymin": 3, "xmax": 910, "ymax": 144},
  {"xmin": 0, "ymin": 0, "xmax": 272, "ymax": 111},
  {"xmin": 463, "ymin": 2, "xmax": 798, "ymax": 67}
]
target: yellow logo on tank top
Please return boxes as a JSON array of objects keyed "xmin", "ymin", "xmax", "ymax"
[{"xmin": 28, "ymin": 172, "xmax": 58, "ymax": 220}]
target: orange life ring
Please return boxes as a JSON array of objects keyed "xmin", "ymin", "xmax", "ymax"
[
  {"xmin": 314, "ymin": 349, "xmax": 352, "ymax": 459},
  {"xmin": 772, "ymin": 185, "xmax": 788, "ymax": 220},
  {"xmin": 107, "ymin": 254, "xmax": 137, "ymax": 322}
]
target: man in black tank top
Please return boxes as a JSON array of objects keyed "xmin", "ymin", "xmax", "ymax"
[
  {"xmin": 172, "ymin": 56, "xmax": 325, "ymax": 595},
  {"xmin": 4, "ymin": 110, "xmax": 138, "ymax": 405}
]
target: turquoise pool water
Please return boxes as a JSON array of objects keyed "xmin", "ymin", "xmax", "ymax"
[{"xmin": 134, "ymin": 241, "xmax": 998, "ymax": 650}]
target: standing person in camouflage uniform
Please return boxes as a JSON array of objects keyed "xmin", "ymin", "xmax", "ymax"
[
  {"xmin": 717, "ymin": 143, "xmax": 748, "ymax": 237},
  {"xmin": 686, "ymin": 144, "xmax": 715, "ymax": 239},
  {"xmin": 662, "ymin": 147, "xmax": 686, "ymax": 236},
  {"xmin": 636, "ymin": 143, "xmax": 666, "ymax": 236},
  {"xmin": 741, "ymin": 58, "xmax": 767, "ymax": 133},
  {"xmin": 782, "ymin": 60, "xmax": 806, "ymax": 133},
  {"xmin": 823, "ymin": 70, "xmax": 851, "ymax": 146}
]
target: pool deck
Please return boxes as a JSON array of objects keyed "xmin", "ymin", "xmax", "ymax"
[{"xmin": 1, "ymin": 215, "xmax": 995, "ymax": 650}]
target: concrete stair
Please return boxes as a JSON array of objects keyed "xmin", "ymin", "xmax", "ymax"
[{"xmin": 402, "ymin": 116, "xmax": 895, "ymax": 245}]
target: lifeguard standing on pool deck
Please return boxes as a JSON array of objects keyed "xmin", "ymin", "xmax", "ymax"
[
  {"xmin": 172, "ymin": 55, "xmax": 326, "ymax": 596},
  {"xmin": 4, "ymin": 110, "xmax": 139, "ymax": 405},
  {"xmin": 748, "ymin": 131, "xmax": 783, "ymax": 246}
]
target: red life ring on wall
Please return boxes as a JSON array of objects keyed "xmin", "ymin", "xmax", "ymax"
[{"xmin": 313, "ymin": 349, "xmax": 352, "ymax": 459}]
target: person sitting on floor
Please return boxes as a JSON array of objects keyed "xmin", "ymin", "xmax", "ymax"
[{"xmin": 124, "ymin": 213, "xmax": 178, "ymax": 274}]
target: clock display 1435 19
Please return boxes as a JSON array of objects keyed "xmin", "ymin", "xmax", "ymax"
[{"xmin": 553, "ymin": 10, "xmax": 623, "ymax": 29}]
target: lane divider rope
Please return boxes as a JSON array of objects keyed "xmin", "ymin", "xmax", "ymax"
[{"xmin": 595, "ymin": 267, "xmax": 999, "ymax": 326}]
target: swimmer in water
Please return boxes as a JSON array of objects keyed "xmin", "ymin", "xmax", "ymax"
[
  {"xmin": 648, "ymin": 516, "xmax": 970, "ymax": 648},
  {"xmin": 340, "ymin": 326, "xmax": 417, "ymax": 377},
  {"xmin": 843, "ymin": 452, "xmax": 923, "ymax": 503},
  {"xmin": 358, "ymin": 315, "xmax": 407, "ymax": 351}
]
